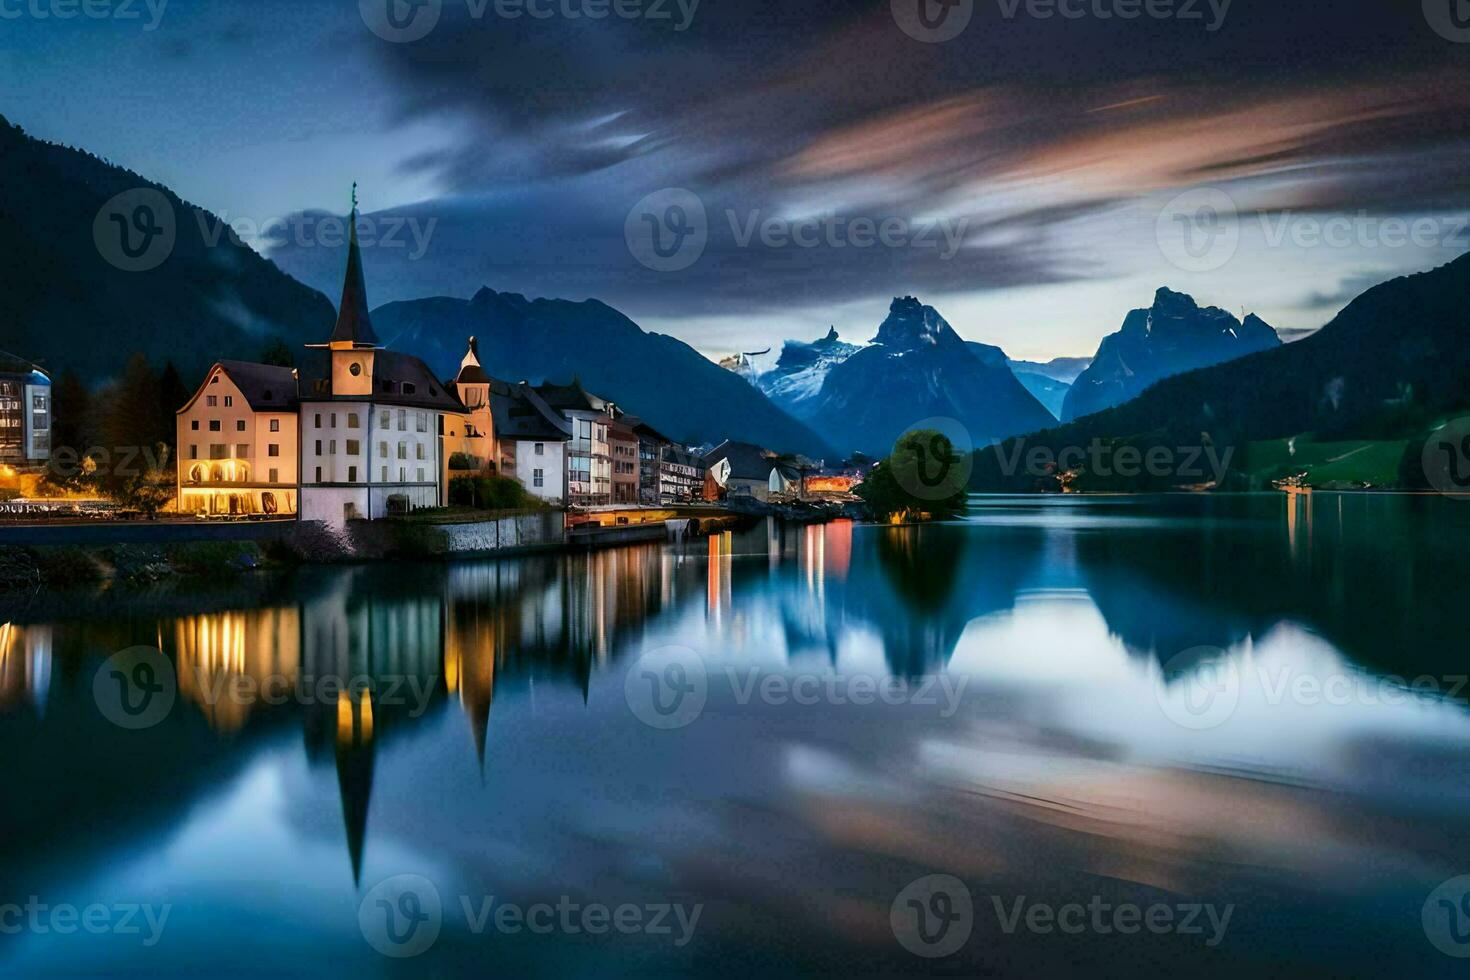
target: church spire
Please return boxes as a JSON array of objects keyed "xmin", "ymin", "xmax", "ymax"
[{"xmin": 326, "ymin": 182, "xmax": 380, "ymax": 348}]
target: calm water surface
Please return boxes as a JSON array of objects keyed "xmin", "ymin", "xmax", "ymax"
[{"xmin": 4, "ymin": 494, "xmax": 1470, "ymax": 977}]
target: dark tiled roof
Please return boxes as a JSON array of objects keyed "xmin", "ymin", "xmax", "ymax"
[
  {"xmin": 454, "ymin": 337, "xmax": 491, "ymax": 384},
  {"xmin": 621, "ymin": 415, "xmax": 673, "ymax": 444},
  {"xmin": 213, "ymin": 360, "xmax": 299, "ymax": 411},
  {"xmin": 535, "ymin": 378, "xmax": 612, "ymax": 414},
  {"xmin": 703, "ymin": 440, "xmax": 791, "ymax": 481},
  {"xmin": 0, "ymin": 349, "xmax": 47, "ymax": 379},
  {"xmin": 489, "ymin": 381, "xmax": 571, "ymax": 441},
  {"xmin": 328, "ymin": 210, "xmax": 380, "ymax": 347}
]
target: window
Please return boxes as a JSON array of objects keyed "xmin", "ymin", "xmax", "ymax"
[
  {"xmin": 330, "ymin": 413, "xmax": 337, "ymax": 427},
  {"xmin": 209, "ymin": 420, "xmax": 221, "ymax": 432},
  {"xmin": 399, "ymin": 467, "xmax": 406, "ymax": 482},
  {"xmin": 268, "ymin": 444, "xmax": 279, "ymax": 457},
  {"xmin": 381, "ymin": 466, "xmax": 388, "ymax": 482},
  {"xmin": 236, "ymin": 420, "xmax": 246, "ymax": 432},
  {"xmin": 314, "ymin": 440, "xmax": 322, "ymax": 456},
  {"xmin": 398, "ymin": 410, "xmax": 407, "ymax": 431},
  {"xmin": 533, "ymin": 468, "xmax": 544, "ymax": 488},
  {"xmin": 315, "ymin": 466, "xmax": 322, "ymax": 483},
  {"xmin": 397, "ymin": 442, "xmax": 407, "ymax": 460},
  {"xmin": 314, "ymin": 413, "xmax": 322, "ymax": 428},
  {"xmin": 417, "ymin": 467, "xmax": 424, "ymax": 482},
  {"xmin": 380, "ymin": 411, "xmax": 390, "ymax": 427},
  {"xmin": 416, "ymin": 443, "xmax": 425, "ymax": 461},
  {"xmin": 403, "ymin": 383, "xmax": 417, "ymax": 396},
  {"xmin": 268, "ymin": 468, "xmax": 279, "ymax": 483},
  {"xmin": 206, "ymin": 396, "xmax": 218, "ymax": 407},
  {"xmin": 379, "ymin": 441, "xmax": 389, "ymax": 457},
  {"xmin": 347, "ymin": 413, "xmax": 360, "ymax": 429},
  {"xmin": 346, "ymin": 440, "xmax": 360, "ymax": 456},
  {"xmin": 224, "ymin": 396, "xmax": 233, "ymax": 407},
  {"xmin": 328, "ymin": 440, "xmax": 336, "ymax": 455},
  {"xmin": 188, "ymin": 445, "xmax": 198, "ymax": 460},
  {"xmin": 349, "ymin": 362, "xmax": 362, "ymax": 377},
  {"xmin": 210, "ymin": 444, "xmax": 227, "ymax": 460},
  {"xmin": 236, "ymin": 444, "xmax": 249, "ymax": 459},
  {"xmin": 416, "ymin": 411, "xmax": 427, "ymax": 433},
  {"xmin": 270, "ymin": 419, "xmax": 280, "ymax": 433},
  {"xmin": 535, "ymin": 442, "xmax": 544, "ymax": 455},
  {"xmin": 348, "ymin": 466, "xmax": 358, "ymax": 482},
  {"xmin": 191, "ymin": 420, "xmax": 199, "ymax": 431}
]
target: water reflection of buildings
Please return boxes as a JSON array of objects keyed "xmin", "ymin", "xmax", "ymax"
[
  {"xmin": 174, "ymin": 609, "xmax": 301, "ymax": 733},
  {"xmin": 0, "ymin": 621, "xmax": 51, "ymax": 716}
]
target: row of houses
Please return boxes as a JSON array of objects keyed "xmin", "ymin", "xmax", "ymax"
[{"xmin": 173, "ymin": 202, "xmax": 804, "ymax": 526}]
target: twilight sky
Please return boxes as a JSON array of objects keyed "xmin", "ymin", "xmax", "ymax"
[{"xmin": 4, "ymin": 0, "xmax": 1470, "ymax": 360}]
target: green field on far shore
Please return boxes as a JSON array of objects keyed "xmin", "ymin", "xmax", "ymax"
[{"xmin": 1243, "ymin": 435, "xmax": 1408, "ymax": 488}]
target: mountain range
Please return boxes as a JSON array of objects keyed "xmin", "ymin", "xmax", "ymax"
[
  {"xmin": 370, "ymin": 290, "xmax": 831, "ymax": 456},
  {"xmin": 972, "ymin": 253, "xmax": 1470, "ymax": 490},
  {"xmin": 730, "ymin": 298, "xmax": 1056, "ymax": 457},
  {"xmin": 1062, "ymin": 288, "xmax": 1281, "ymax": 421}
]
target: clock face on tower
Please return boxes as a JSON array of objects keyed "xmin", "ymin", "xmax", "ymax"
[{"xmin": 349, "ymin": 362, "xmax": 362, "ymax": 377}]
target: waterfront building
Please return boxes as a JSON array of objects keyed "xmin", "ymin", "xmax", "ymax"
[
  {"xmin": 608, "ymin": 416, "xmax": 640, "ymax": 504},
  {"xmin": 0, "ymin": 349, "xmax": 50, "ymax": 465},
  {"xmin": 176, "ymin": 361, "xmax": 300, "ymax": 516},
  {"xmin": 659, "ymin": 444, "xmax": 706, "ymax": 504},
  {"xmin": 488, "ymin": 381, "xmax": 571, "ymax": 505},
  {"xmin": 702, "ymin": 440, "xmax": 798, "ymax": 502},
  {"xmin": 536, "ymin": 379, "xmax": 614, "ymax": 506},
  {"xmin": 298, "ymin": 202, "xmax": 465, "ymax": 526}
]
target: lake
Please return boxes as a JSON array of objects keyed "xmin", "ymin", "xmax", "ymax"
[{"xmin": 4, "ymin": 494, "xmax": 1470, "ymax": 977}]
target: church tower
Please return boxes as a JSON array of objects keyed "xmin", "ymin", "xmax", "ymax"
[{"xmin": 309, "ymin": 184, "xmax": 380, "ymax": 397}]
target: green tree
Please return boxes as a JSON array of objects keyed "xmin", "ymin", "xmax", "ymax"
[
  {"xmin": 858, "ymin": 429, "xmax": 969, "ymax": 522},
  {"xmin": 261, "ymin": 337, "xmax": 296, "ymax": 368}
]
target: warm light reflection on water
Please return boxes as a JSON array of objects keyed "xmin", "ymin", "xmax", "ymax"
[{"xmin": 4, "ymin": 495, "xmax": 1470, "ymax": 976}]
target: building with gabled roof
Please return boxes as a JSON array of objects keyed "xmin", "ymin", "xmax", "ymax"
[{"xmin": 176, "ymin": 360, "xmax": 300, "ymax": 516}]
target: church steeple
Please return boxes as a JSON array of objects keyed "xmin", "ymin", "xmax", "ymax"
[{"xmin": 325, "ymin": 182, "xmax": 380, "ymax": 349}]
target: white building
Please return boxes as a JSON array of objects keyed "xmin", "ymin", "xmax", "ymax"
[
  {"xmin": 298, "ymin": 203, "xmax": 466, "ymax": 527},
  {"xmin": 487, "ymin": 381, "xmax": 571, "ymax": 506}
]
